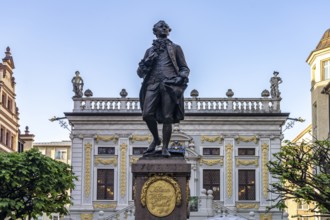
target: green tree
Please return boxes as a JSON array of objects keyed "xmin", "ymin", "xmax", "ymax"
[
  {"xmin": 267, "ymin": 140, "xmax": 330, "ymax": 213},
  {"xmin": 0, "ymin": 148, "xmax": 77, "ymax": 219}
]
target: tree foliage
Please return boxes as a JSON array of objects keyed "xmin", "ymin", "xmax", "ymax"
[
  {"xmin": 267, "ymin": 140, "xmax": 330, "ymax": 213},
  {"xmin": 0, "ymin": 148, "xmax": 77, "ymax": 219}
]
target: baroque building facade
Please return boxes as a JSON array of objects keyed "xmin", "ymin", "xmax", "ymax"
[
  {"xmin": 307, "ymin": 28, "xmax": 330, "ymax": 140},
  {"xmin": 0, "ymin": 47, "xmax": 19, "ymax": 152},
  {"xmin": 0, "ymin": 47, "xmax": 35, "ymax": 153},
  {"xmin": 64, "ymin": 76, "xmax": 288, "ymax": 219},
  {"xmin": 284, "ymin": 27, "xmax": 330, "ymax": 220}
]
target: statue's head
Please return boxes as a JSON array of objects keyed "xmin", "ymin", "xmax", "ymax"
[
  {"xmin": 153, "ymin": 20, "xmax": 171, "ymax": 39},
  {"xmin": 75, "ymin": 71, "xmax": 80, "ymax": 76}
]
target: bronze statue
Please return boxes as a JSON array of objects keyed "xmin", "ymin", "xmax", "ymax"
[
  {"xmin": 270, "ymin": 71, "xmax": 282, "ymax": 98},
  {"xmin": 72, "ymin": 71, "xmax": 84, "ymax": 98},
  {"xmin": 137, "ymin": 20, "xmax": 190, "ymax": 157}
]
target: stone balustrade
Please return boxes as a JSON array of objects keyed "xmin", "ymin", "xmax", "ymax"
[{"xmin": 73, "ymin": 97, "xmax": 281, "ymax": 113}]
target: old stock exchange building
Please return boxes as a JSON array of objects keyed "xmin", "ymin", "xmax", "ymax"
[{"xmin": 65, "ymin": 80, "xmax": 288, "ymax": 220}]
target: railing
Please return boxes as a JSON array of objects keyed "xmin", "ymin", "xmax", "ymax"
[
  {"xmin": 98, "ymin": 203, "xmax": 135, "ymax": 220},
  {"xmin": 73, "ymin": 97, "xmax": 281, "ymax": 113},
  {"xmin": 212, "ymin": 202, "xmax": 247, "ymax": 220}
]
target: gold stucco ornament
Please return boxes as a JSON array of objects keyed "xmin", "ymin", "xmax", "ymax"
[{"xmin": 141, "ymin": 175, "xmax": 181, "ymax": 217}]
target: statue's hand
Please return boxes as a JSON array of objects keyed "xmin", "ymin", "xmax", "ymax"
[
  {"xmin": 144, "ymin": 50, "xmax": 158, "ymax": 66},
  {"xmin": 174, "ymin": 76, "xmax": 184, "ymax": 85}
]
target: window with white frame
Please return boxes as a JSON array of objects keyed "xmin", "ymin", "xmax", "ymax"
[
  {"xmin": 98, "ymin": 147, "xmax": 115, "ymax": 155},
  {"xmin": 297, "ymin": 201, "xmax": 309, "ymax": 210},
  {"xmin": 55, "ymin": 149, "xmax": 67, "ymax": 160},
  {"xmin": 203, "ymin": 148, "xmax": 220, "ymax": 155},
  {"xmin": 203, "ymin": 169, "xmax": 220, "ymax": 200},
  {"xmin": 238, "ymin": 169, "xmax": 255, "ymax": 200},
  {"xmin": 52, "ymin": 214, "xmax": 60, "ymax": 220},
  {"xmin": 323, "ymin": 60, "xmax": 330, "ymax": 80},
  {"xmin": 238, "ymin": 148, "xmax": 255, "ymax": 156},
  {"xmin": 97, "ymin": 169, "xmax": 114, "ymax": 200}
]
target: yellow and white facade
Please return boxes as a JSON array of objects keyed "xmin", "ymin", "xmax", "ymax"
[
  {"xmin": 307, "ymin": 28, "xmax": 330, "ymax": 140},
  {"xmin": 0, "ymin": 47, "xmax": 19, "ymax": 152}
]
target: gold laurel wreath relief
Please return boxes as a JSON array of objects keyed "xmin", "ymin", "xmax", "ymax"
[
  {"xmin": 236, "ymin": 159, "xmax": 258, "ymax": 167},
  {"xmin": 235, "ymin": 135, "xmax": 259, "ymax": 144},
  {"xmin": 129, "ymin": 135, "xmax": 152, "ymax": 143},
  {"xmin": 236, "ymin": 203, "xmax": 259, "ymax": 209},
  {"xmin": 80, "ymin": 213, "xmax": 93, "ymax": 220},
  {"xmin": 84, "ymin": 143, "xmax": 92, "ymax": 197},
  {"xmin": 94, "ymin": 156, "xmax": 118, "ymax": 166},
  {"xmin": 262, "ymin": 143, "xmax": 269, "ymax": 198},
  {"xmin": 200, "ymin": 158, "xmax": 224, "ymax": 166},
  {"xmin": 201, "ymin": 135, "xmax": 224, "ymax": 144},
  {"xmin": 260, "ymin": 213, "xmax": 273, "ymax": 220},
  {"xmin": 95, "ymin": 135, "xmax": 119, "ymax": 144},
  {"xmin": 120, "ymin": 143, "xmax": 128, "ymax": 197},
  {"xmin": 226, "ymin": 143, "xmax": 233, "ymax": 198},
  {"xmin": 93, "ymin": 203, "xmax": 117, "ymax": 209}
]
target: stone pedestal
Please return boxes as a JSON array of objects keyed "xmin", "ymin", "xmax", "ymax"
[{"xmin": 132, "ymin": 157, "xmax": 191, "ymax": 220}]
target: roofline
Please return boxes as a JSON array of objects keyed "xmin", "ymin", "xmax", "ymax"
[
  {"xmin": 65, "ymin": 112, "xmax": 290, "ymax": 117},
  {"xmin": 291, "ymin": 124, "xmax": 312, "ymax": 143},
  {"xmin": 306, "ymin": 47, "xmax": 330, "ymax": 64}
]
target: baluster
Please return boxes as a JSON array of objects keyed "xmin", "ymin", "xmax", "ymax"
[
  {"xmin": 217, "ymin": 101, "xmax": 221, "ymax": 110},
  {"xmin": 120, "ymin": 99, "xmax": 126, "ymax": 110},
  {"xmin": 85, "ymin": 99, "xmax": 91, "ymax": 110},
  {"xmin": 256, "ymin": 101, "xmax": 261, "ymax": 111},
  {"xmin": 228, "ymin": 99, "xmax": 233, "ymax": 111},
  {"xmin": 95, "ymin": 100, "xmax": 98, "ymax": 110},
  {"xmin": 232, "ymin": 101, "xmax": 237, "ymax": 111},
  {"xmin": 192, "ymin": 99, "xmax": 197, "ymax": 110},
  {"xmin": 262, "ymin": 99, "xmax": 269, "ymax": 112}
]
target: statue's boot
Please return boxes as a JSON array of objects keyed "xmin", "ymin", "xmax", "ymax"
[
  {"xmin": 144, "ymin": 139, "xmax": 161, "ymax": 154},
  {"xmin": 143, "ymin": 119, "xmax": 160, "ymax": 155},
  {"xmin": 162, "ymin": 146, "xmax": 171, "ymax": 157},
  {"xmin": 162, "ymin": 123, "xmax": 172, "ymax": 157}
]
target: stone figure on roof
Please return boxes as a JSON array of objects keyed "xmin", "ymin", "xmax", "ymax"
[
  {"xmin": 270, "ymin": 71, "xmax": 282, "ymax": 98},
  {"xmin": 72, "ymin": 71, "xmax": 84, "ymax": 98}
]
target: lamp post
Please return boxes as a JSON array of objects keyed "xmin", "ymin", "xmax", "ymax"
[
  {"xmin": 49, "ymin": 116, "xmax": 71, "ymax": 132},
  {"xmin": 282, "ymin": 117, "xmax": 305, "ymax": 132}
]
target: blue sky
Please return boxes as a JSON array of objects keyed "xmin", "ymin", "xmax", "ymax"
[{"xmin": 1, "ymin": 1, "xmax": 330, "ymax": 142}]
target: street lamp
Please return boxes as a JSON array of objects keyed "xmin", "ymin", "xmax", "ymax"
[
  {"xmin": 49, "ymin": 116, "xmax": 71, "ymax": 132},
  {"xmin": 282, "ymin": 117, "xmax": 305, "ymax": 132}
]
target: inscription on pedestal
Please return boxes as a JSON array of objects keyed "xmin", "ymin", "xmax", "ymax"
[
  {"xmin": 141, "ymin": 176, "xmax": 181, "ymax": 217},
  {"xmin": 148, "ymin": 179, "xmax": 175, "ymax": 216}
]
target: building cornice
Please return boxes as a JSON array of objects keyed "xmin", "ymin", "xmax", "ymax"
[{"xmin": 306, "ymin": 47, "xmax": 330, "ymax": 65}]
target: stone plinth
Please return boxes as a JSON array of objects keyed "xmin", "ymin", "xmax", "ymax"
[{"xmin": 132, "ymin": 157, "xmax": 191, "ymax": 220}]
